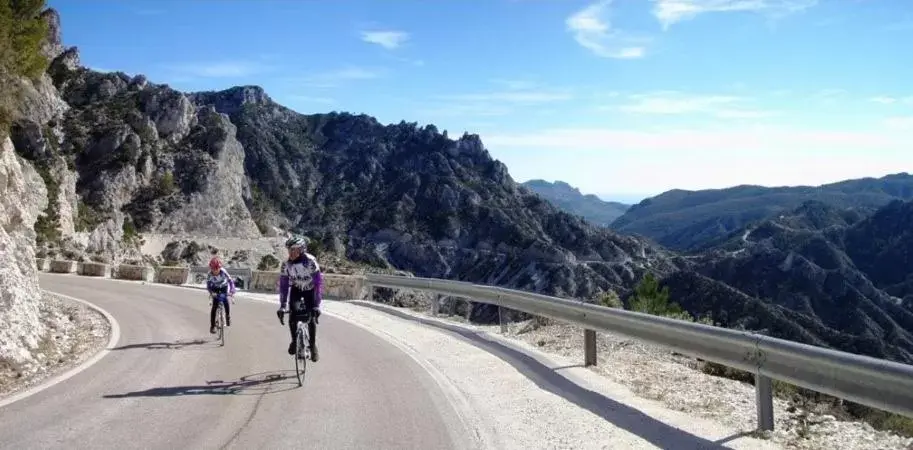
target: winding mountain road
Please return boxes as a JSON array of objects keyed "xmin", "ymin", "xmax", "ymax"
[{"xmin": 0, "ymin": 274, "xmax": 470, "ymax": 450}]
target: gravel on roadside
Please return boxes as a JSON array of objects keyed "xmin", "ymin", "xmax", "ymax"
[{"xmin": 0, "ymin": 292, "xmax": 111, "ymax": 399}]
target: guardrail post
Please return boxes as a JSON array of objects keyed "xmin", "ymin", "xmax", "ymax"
[
  {"xmin": 584, "ymin": 329, "xmax": 597, "ymax": 366},
  {"xmin": 756, "ymin": 374, "xmax": 774, "ymax": 431},
  {"xmin": 431, "ymin": 294, "xmax": 440, "ymax": 317},
  {"xmin": 499, "ymin": 306, "xmax": 507, "ymax": 334},
  {"xmin": 448, "ymin": 296, "xmax": 457, "ymax": 316}
]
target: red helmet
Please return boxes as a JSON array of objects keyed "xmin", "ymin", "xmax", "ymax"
[{"xmin": 209, "ymin": 257, "xmax": 222, "ymax": 270}]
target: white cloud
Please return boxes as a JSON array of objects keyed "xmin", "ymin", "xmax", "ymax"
[
  {"xmin": 361, "ymin": 30, "xmax": 410, "ymax": 50},
  {"xmin": 870, "ymin": 96, "xmax": 913, "ymax": 105},
  {"xmin": 168, "ymin": 61, "xmax": 269, "ymax": 78},
  {"xmin": 441, "ymin": 91, "xmax": 573, "ymax": 104},
  {"xmin": 871, "ymin": 96, "xmax": 898, "ymax": 105},
  {"xmin": 652, "ymin": 0, "xmax": 818, "ymax": 28},
  {"xmin": 884, "ymin": 116, "xmax": 913, "ymax": 130},
  {"xmin": 297, "ymin": 67, "xmax": 384, "ymax": 88},
  {"xmin": 566, "ymin": 1, "xmax": 648, "ymax": 59},
  {"xmin": 612, "ymin": 91, "xmax": 776, "ymax": 119},
  {"xmin": 287, "ymin": 95, "xmax": 336, "ymax": 105},
  {"xmin": 485, "ymin": 126, "xmax": 911, "ymax": 153},
  {"xmin": 483, "ymin": 125, "xmax": 913, "ymax": 193}
]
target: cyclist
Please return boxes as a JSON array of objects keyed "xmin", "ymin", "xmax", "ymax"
[
  {"xmin": 276, "ymin": 235, "xmax": 322, "ymax": 362},
  {"xmin": 207, "ymin": 257, "xmax": 236, "ymax": 334}
]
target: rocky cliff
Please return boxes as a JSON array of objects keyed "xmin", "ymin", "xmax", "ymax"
[{"xmin": 0, "ymin": 137, "xmax": 49, "ymax": 369}]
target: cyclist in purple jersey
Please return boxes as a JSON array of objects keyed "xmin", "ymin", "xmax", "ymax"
[{"xmin": 276, "ymin": 235, "xmax": 322, "ymax": 362}]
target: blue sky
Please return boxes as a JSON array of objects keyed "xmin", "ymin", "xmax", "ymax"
[{"xmin": 48, "ymin": 0, "xmax": 913, "ymax": 203}]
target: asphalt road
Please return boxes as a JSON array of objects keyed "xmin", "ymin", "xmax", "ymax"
[{"xmin": 0, "ymin": 274, "xmax": 469, "ymax": 450}]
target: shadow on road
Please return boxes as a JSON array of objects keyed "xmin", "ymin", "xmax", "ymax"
[
  {"xmin": 102, "ymin": 371, "xmax": 300, "ymax": 399},
  {"xmin": 348, "ymin": 301, "xmax": 737, "ymax": 450},
  {"xmin": 112, "ymin": 338, "xmax": 217, "ymax": 351}
]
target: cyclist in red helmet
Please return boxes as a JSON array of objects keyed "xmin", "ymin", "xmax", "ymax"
[{"xmin": 206, "ymin": 257, "xmax": 236, "ymax": 333}]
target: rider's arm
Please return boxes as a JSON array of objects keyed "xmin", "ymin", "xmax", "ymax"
[
  {"xmin": 313, "ymin": 270, "xmax": 323, "ymax": 309},
  {"xmin": 278, "ymin": 261, "xmax": 290, "ymax": 309},
  {"xmin": 307, "ymin": 253, "xmax": 323, "ymax": 309},
  {"xmin": 221, "ymin": 268, "xmax": 236, "ymax": 294}
]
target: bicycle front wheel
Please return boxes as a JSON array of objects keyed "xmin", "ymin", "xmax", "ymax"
[
  {"xmin": 218, "ymin": 304, "xmax": 225, "ymax": 347},
  {"xmin": 295, "ymin": 327, "xmax": 306, "ymax": 386}
]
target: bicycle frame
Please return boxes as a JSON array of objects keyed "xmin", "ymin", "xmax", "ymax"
[{"xmin": 209, "ymin": 292, "xmax": 233, "ymax": 347}]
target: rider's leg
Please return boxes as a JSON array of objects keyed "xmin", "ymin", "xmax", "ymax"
[
  {"xmin": 209, "ymin": 299, "xmax": 217, "ymax": 333},
  {"xmin": 224, "ymin": 297, "xmax": 231, "ymax": 326},
  {"xmin": 305, "ymin": 290, "xmax": 318, "ymax": 361},
  {"xmin": 287, "ymin": 311, "xmax": 297, "ymax": 355}
]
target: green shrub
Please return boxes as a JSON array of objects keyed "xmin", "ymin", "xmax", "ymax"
[
  {"xmin": 257, "ymin": 254, "xmax": 280, "ymax": 271},
  {"xmin": 0, "ymin": 0, "xmax": 49, "ymax": 135}
]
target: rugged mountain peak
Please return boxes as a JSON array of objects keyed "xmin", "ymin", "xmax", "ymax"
[
  {"xmin": 39, "ymin": 8, "xmax": 65, "ymax": 61},
  {"xmin": 188, "ymin": 85, "xmax": 273, "ymax": 116}
]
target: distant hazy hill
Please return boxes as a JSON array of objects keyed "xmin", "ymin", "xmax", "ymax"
[
  {"xmin": 610, "ymin": 173, "xmax": 913, "ymax": 252},
  {"xmin": 522, "ymin": 179, "xmax": 630, "ymax": 226}
]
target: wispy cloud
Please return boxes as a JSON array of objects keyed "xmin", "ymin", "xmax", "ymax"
[
  {"xmin": 611, "ymin": 91, "xmax": 776, "ymax": 119},
  {"xmin": 296, "ymin": 67, "xmax": 384, "ymax": 88},
  {"xmin": 438, "ymin": 80, "xmax": 573, "ymax": 104},
  {"xmin": 287, "ymin": 95, "xmax": 336, "ymax": 105},
  {"xmin": 485, "ymin": 126, "xmax": 911, "ymax": 152},
  {"xmin": 167, "ymin": 61, "xmax": 270, "ymax": 78},
  {"xmin": 420, "ymin": 80, "xmax": 572, "ymax": 119},
  {"xmin": 440, "ymin": 91, "xmax": 573, "ymax": 104},
  {"xmin": 884, "ymin": 116, "xmax": 913, "ymax": 130},
  {"xmin": 871, "ymin": 96, "xmax": 899, "ymax": 105},
  {"xmin": 651, "ymin": 0, "xmax": 818, "ymax": 29},
  {"xmin": 485, "ymin": 126, "xmax": 912, "ymax": 193},
  {"xmin": 566, "ymin": 1, "xmax": 648, "ymax": 59},
  {"xmin": 361, "ymin": 30, "xmax": 410, "ymax": 50},
  {"xmin": 870, "ymin": 96, "xmax": 913, "ymax": 105}
]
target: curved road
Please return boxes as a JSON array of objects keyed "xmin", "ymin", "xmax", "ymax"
[{"xmin": 0, "ymin": 274, "xmax": 470, "ymax": 450}]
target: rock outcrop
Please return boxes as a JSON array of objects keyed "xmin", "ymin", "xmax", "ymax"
[{"xmin": 0, "ymin": 137, "xmax": 48, "ymax": 367}]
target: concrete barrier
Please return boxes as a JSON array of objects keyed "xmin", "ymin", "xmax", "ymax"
[
  {"xmin": 115, "ymin": 264, "xmax": 154, "ymax": 282},
  {"xmin": 35, "ymin": 258, "xmax": 48, "ymax": 271},
  {"xmin": 248, "ymin": 272, "xmax": 368, "ymax": 299},
  {"xmin": 77, "ymin": 262, "xmax": 109, "ymax": 277},
  {"xmin": 49, "ymin": 260, "xmax": 77, "ymax": 274},
  {"xmin": 251, "ymin": 271, "xmax": 281, "ymax": 292},
  {"xmin": 323, "ymin": 274, "xmax": 368, "ymax": 300},
  {"xmin": 190, "ymin": 266, "xmax": 252, "ymax": 287},
  {"xmin": 156, "ymin": 266, "xmax": 189, "ymax": 285}
]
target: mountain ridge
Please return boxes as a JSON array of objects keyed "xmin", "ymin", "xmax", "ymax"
[
  {"xmin": 521, "ymin": 179, "xmax": 630, "ymax": 226},
  {"xmin": 610, "ymin": 173, "xmax": 913, "ymax": 252}
]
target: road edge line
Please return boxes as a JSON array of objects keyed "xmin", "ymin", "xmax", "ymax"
[{"xmin": 0, "ymin": 291, "xmax": 121, "ymax": 409}]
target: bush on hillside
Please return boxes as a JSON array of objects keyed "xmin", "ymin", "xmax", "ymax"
[{"xmin": 0, "ymin": 0, "xmax": 49, "ymax": 135}]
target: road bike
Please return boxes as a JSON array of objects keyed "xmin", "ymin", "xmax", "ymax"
[
  {"xmin": 210, "ymin": 292, "xmax": 233, "ymax": 347},
  {"xmin": 278, "ymin": 309, "xmax": 317, "ymax": 386}
]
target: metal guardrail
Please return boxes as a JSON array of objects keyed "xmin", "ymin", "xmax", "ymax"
[{"xmin": 363, "ymin": 273, "xmax": 913, "ymax": 432}]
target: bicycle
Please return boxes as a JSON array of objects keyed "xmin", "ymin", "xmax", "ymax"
[
  {"xmin": 278, "ymin": 309, "xmax": 317, "ymax": 386},
  {"xmin": 210, "ymin": 292, "xmax": 234, "ymax": 347}
]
